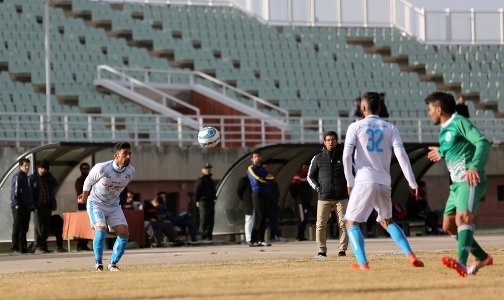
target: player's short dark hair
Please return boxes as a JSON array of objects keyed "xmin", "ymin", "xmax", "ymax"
[
  {"xmin": 361, "ymin": 92, "xmax": 381, "ymax": 114},
  {"xmin": 18, "ymin": 158, "xmax": 30, "ymax": 166},
  {"xmin": 424, "ymin": 91, "xmax": 456, "ymax": 114},
  {"xmin": 114, "ymin": 142, "xmax": 131, "ymax": 153},
  {"xmin": 323, "ymin": 131, "xmax": 338, "ymax": 141}
]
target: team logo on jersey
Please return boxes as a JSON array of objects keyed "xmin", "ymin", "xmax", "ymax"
[{"xmin": 444, "ymin": 131, "xmax": 452, "ymax": 142}]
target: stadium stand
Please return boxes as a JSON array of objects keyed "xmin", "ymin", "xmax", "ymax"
[{"xmin": 0, "ymin": 0, "xmax": 503, "ymax": 147}]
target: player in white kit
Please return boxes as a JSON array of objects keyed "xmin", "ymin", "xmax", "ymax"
[
  {"xmin": 342, "ymin": 92, "xmax": 424, "ymax": 270},
  {"xmin": 77, "ymin": 142, "xmax": 135, "ymax": 271}
]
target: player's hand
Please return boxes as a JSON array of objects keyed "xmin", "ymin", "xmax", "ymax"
[
  {"xmin": 427, "ymin": 147, "xmax": 441, "ymax": 162},
  {"xmin": 464, "ymin": 169, "xmax": 481, "ymax": 187},
  {"xmin": 195, "ymin": 201, "xmax": 199, "ymax": 208},
  {"xmin": 77, "ymin": 194, "xmax": 86, "ymax": 204},
  {"xmin": 347, "ymin": 186, "xmax": 352, "ymax": 195},
  {"xmin": 413, "ymin": 187, "xmax": 419, "ymax": 201}
]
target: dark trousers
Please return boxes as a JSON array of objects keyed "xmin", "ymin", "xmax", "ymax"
[
  {"xmin": 199, "ymin": 201, "xmax": 215, "ymax": 241},
  {"xmin": 34, "ymin": 204, "xmax": 52, "ymax": 251},
  {"xmin": 49, "ymin": 215, "xmax": 64, "ymax": 249},
  {"xmin": 77, "ymin": 203, "xmax": 90, "ymax": 249},
  {"xmin": 267, "ymin": 205, "xmax": 281, "ymax": 239},
  {"xmin": 251, "ymin": 192, "xmax": 269, "ymax": 243},
  {"xmin": 172, "ymin": 213, "xmax": 198, "ymax": 242},
  {"xmin": 295, "ymin": 202, "xmax": 310, "ymax": 240},
  {"xmin": 11, "ymin": 207, "xmax": 31, "ymax": 252}
]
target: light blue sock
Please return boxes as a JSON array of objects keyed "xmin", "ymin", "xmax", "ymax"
[
  {"xmin": 387, "ymin": 223, "xmax": 413, "ymax": 257},
  {"xmin": 93, "ymin": 230, "xmax": 106, "ymax": 265},
  {"xmin": 348, "ymin": 225, "xmax": 367, "ymax": 264},
  {"xmin": 110, "ymin": 236, "xmax": 129, "ymax": 265}
]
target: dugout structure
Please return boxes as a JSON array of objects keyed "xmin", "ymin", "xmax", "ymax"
[{"xmin": 213, "ymin": 143, "xmax": 437, "ymax": 236}]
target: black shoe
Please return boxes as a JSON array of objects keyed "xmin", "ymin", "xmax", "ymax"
[
  {"xmin": 296, "ymin": 237, "xmax": 308, "ymax": 241},
  {"xmin": 338, "ymin": 251, "xmax": 346, "ymax": 256},
  {"xmin": 314, "ymin": 252, "xmax": 327, "ymax": 258}
]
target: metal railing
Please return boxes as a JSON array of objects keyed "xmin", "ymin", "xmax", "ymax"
[
  {"xmin": 96, "ymin": 0, "xmax": 504, "ymax": 45},
  {"xmin": 101, "ymin": 66, "xmax": 289, "ymax": 120},
  {"xmin": 2, "ymin": 111, "xmax": 503, "ymax": 148}
]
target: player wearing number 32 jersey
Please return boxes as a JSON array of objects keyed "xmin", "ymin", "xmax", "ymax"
[{"xmin": 342, "ymin": 92, "xmax": 423, "ymax": 270}]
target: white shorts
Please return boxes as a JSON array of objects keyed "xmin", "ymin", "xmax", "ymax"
[
  {"xmin": 343, "ymin": 183, "xmax": 392, "ymax": 223},
  {"xmin": 87, "ymin": 201, "xmax": 128, "ymax": 230}
]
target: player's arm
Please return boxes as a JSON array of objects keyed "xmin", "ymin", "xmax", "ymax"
[
  {"xmin": 342, "ymin": 124, "xmax": 357, "ymax": 192},
  {"xmin": 77, "ymin": 165, "xmax": 100, "ymax": 203},
  {"xmin": 392, "ymin": 127, "xmax": 418, "ymax": 190}
]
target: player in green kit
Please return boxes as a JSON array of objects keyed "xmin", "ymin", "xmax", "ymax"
[{"xmin": 425, "ymin": 91, "xmax": 493, "ymax": 277}]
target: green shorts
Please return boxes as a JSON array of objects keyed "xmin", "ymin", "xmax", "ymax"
[{"xmin": 444, "ymin": 179, "xmax": 488, "ymax": 216}]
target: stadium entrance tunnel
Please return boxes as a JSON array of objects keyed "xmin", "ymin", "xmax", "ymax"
[
  {"xmin": 0, "ymin": 142, "xmax": 115, "ymax": 242},
  {"xmin": 213, "ymin": 143, "xmax": 437, "ymax": 237}
]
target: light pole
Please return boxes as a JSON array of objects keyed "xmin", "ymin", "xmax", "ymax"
[{"xmin": 44, "ymin": 0, "xmax": 52, "ymax": 143}]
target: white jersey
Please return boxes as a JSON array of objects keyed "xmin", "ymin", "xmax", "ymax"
[
  {"xmin": 83, "ymin": 160, "xmax": 135, "ymax": 207},
  {"xmin": 343, "ymin": 115, "xmax": 417, "ymax": 189}
]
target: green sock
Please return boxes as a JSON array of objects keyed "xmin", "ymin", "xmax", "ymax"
[
  {"xmin": 457, "ymin": 225, "xmax": 474, "ymax": 266},
  {"xmin": 469, "ymin": 224, "xmax": 488, "ymax": 261}
]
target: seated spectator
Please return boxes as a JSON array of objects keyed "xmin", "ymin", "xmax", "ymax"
[
  {"xmin": 142, "ymin": 197, "xmax": 183, "ymax": 247},
  {"xmin": 349, "ymin": 97, "xmax": 363, "ymax": 119},
  {"xmin": 156, "ymin": 192, "xmax": 198, "ymax": 242},
  {"xmin": 123, "ymin": 191, "xmax": 143, "ymax": 210},
  {"xmin": 407, "ymin": 181, "xmax": 440, "ymax": 235}
]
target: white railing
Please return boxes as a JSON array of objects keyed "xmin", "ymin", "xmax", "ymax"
[
  {"xmin": 96, "ymin": 0, "xmax": 504, "ymax": 45},
  {"xmin": 103, "ymin": 66, "xmax": 290, "ymax": 120},
  {"xmin": 2, "ymin": 111, "xmax": 503, "ymax": 148},
  {"xmin": 96, "ymin": 65, "xmax": 201, "ymax": 117}
]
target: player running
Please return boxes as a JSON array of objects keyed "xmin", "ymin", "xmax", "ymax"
[
  {"xmin": 342, "ymin": 92, "xmax": 424, "ymax": 270},
  {"xmin": 77, "ymin": 142, "xmax": 135, "ymax": 271},
  {"xmin": 425, "ymin": 91, "xmax": 493, "ymax": 277}
]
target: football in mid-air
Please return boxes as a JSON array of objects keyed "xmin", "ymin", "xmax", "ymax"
[{"xmin": 198, "ymin": 126, "xmax": 220, "ymax": 148}]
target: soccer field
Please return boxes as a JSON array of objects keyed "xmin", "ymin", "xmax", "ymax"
[{"xmin": 0, "ymin": 235, "xmax": 502, "ymax": 299}]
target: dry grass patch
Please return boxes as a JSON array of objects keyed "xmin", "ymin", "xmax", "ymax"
[{"xmin": 0, "ymin": 249, "xmax": 502, "ymax": 300}]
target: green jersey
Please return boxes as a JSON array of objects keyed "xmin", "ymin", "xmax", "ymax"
[{"xmin": 438, "ymin": 114, "xmax": 490, "ymax": 183}]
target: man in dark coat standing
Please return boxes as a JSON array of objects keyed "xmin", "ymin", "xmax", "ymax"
[
  {"xmin": 11, "ymin": 158, "xmax": 33, "ymax": 254},
  {"xmin": 30, "ymin": 159, "xmax": 58, "ymax": 253},
  {"xmin": 194, "ymin": 163, "xmax": 217, "ymax": 241},
  {"xmin": 307, "ymin": 131, "xmax": 349, "ymax": 258}
]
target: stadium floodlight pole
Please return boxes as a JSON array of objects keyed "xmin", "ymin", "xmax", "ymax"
[{"xmin": 44, "ymin": 0, "xmax": 52, "ymax": 144}]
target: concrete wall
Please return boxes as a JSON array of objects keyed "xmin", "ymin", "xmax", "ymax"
[{"xmin": 2, "ymin": 143, "xmax": 504, "ymax": 229}]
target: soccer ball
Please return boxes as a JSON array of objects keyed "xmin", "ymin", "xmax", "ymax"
[{"xmin": 198, "ymin": 126, "xmax": 220, "ymax": 148}]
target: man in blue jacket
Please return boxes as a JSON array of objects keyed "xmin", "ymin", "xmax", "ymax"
[
  {"xmin": 247, "ymin": 150, "xmax": 273, "ymax": 247},
  {"xmin": 30, "ymin": 159, "xmax": 58, "ymax": 253},
  {"xmin": 11, "ymin": 158, "xmax": 33, "ymax": 254}
]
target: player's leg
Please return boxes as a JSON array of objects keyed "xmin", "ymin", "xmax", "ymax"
[
  {"xmin": 88, "ymin": 202, "xmax": 107, "ymax": 271},
  {"xmin": 108, "ymin": 208, "xmax": 129, "ymax": 271},
  {"xmin": 375, "ymin": 185, "xmax": 423, "ymax": 267},
  {"xmin": 344, "ymin": 183, "xmax": 373, "ymax": 269}
]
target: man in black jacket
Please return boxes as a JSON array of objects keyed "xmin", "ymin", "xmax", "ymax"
[
  {"xmin": 194, "ymin": 163, "xmax": 217, "ymax": 241},
  {"xmin": 307, "ymin": 131, "xmax": 349, "ymax": 258},
  {"xmin": 30, "ymin": 159, "xmax": 58, "ymax": 253}
]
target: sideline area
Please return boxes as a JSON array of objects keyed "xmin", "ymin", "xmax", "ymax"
[{"xmin": 0, "ymin": 233, "xmax": 502, "ymax": 274}]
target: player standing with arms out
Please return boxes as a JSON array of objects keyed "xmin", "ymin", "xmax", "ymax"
[
  {"xmin": 77, "ymin": 142, "xmax": 135, "ymax": 271},
  {"xmin": 425, "ymin": 91, "xmax": 493, "ymax": 277},
  {"xmin": 342, "ymin": 92, "xmax": 424, "ymax": 270}
]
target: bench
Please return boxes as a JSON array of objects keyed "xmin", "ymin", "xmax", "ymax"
[{"xmin": 395, "ymin": 218, "xmax": 427, "ymax": 237}]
